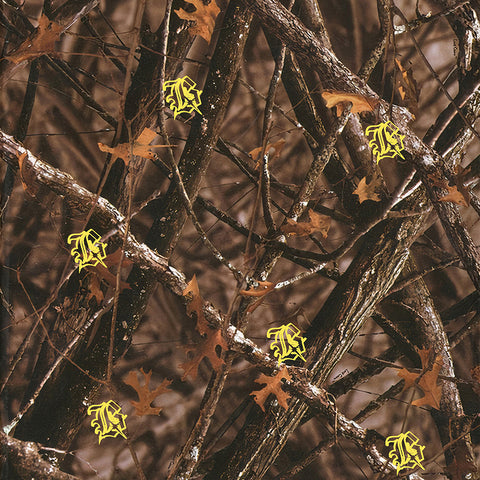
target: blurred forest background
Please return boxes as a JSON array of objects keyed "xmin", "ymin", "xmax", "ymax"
[{"xmin": 0, "ymin": 0, "xmax": 479, "ymax": 479}]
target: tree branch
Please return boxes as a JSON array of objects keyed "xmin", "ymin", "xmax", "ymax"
[{"xmin": 0, "ymin": 431, "xmax": 79, "ymax": 480}]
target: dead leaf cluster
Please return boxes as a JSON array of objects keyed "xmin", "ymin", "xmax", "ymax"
[
  {"xmin": 180, "ymin": 276, "xmax": 228, "ymax": 379},
  {"xmin": 281, "ymin": 209, "xmax": 331, "ymax": 238}
]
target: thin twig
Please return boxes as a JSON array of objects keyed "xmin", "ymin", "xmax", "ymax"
[{"xmin": 4, "ymin": 298, "xmax": 113, "ymax": 435}]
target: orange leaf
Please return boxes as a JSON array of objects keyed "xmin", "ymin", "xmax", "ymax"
[
  {"xmin": 183, "ymin": 275, "xmax": 209, "ymax": 335},
  {"xmin": 395, "ymin": 58, "xmax": 419, "ymax": 117},
  {"xmin": 6, "ymin": 14, "xmax": 63, "ymax": 64},
  {"xmin": 180, "ymin": 329, "xmax": 227, "ymax": 380},
  {"xmin": 439, "ymin": 185, "xmax": 469, "ymax": 207},
  {"xmin": 17, "ymin": 152, "xmax": 39, "ymax": 196},
  {"xmin": 281, "ymin": 209, "xmax": 331, "ymax": 238},
  {"xmin": 250, "ymin": 366, "xmax": 292, "ymax": 412},
  {"xmin": 98, "ymin": 127, "xmax": 169, "ymax": 166},
  {"xmin": 353, "ymin": 172, "xmax": 382, "ymax": 204},
  {"xmin": 124, "ymin": 368, "xmax": 172, "ymax": 416},
  {"xmin": 239, "ymin": 280, "xmax": 275, "ymax": 298},
  {"xmin": 174, "ymin": 0, "xmax": 221, "ymax": 44},
  {"xmin": 322, "ymin": 90, "xmax": 379, "ymax": 116},
  {"xmin": 397, "ymin": 348, "xmax": 443, "ymax": 410},
  {"xmin": 249, "ymin": 139, "xmax": 286, "ymax": 170}
]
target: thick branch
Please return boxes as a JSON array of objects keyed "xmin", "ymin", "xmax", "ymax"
[{"xmin": 0, "ymin": 431, "xmax": 78, "ymax": 480}]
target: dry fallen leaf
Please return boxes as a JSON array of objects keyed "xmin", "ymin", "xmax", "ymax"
[
  {"xmin": 281, "ymin": 209, "xmax": 331, "ymax": 238},
  {"xmin": 180, "ymin": 329, "xmax": 227, "ymax": 380},
  {"xmin": 397, "ymin": 348, "xmax": 443, "ymax": 410},
  {"xmin": 322, "ymin": 90, "xmax": 379, "ymax": 116},
  {"xmin": 17, "ymin": 152, "xmax": 39, "ymax": 196},
  {"xmin": 249, "ymin": 139, "xmax": 286, "ymax": 170},
  {"xmin": 175, "ymin": 0, "xmax": 221, "ymax": 44},
  {"xmin": 6, "ymin": 14, "xmax": 63, "ymax": 64},
  {"xmin": 98, "ymin": 127, "xmax": 169, "ymax": 166},
  {"xmin": 395, "ymin": 58, "xmax": 419, "ymax": 117},
  {"xmin": 353, "ymin": 172, "xmax": 382, "ymax": 204},
  {"xmin": 183, "ymin": 275, "xmax": 209, "ymax": 335},
  {"xmin": 250, "ymin": 366, "xmax": 292, "ymax": 412},
  {"xmin": 124, "ymin": 368, "xmax": 172, "ymax": 416}
]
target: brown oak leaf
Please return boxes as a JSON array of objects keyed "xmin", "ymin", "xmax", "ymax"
[
  {"xmin": 397, "ymin": 348, "xmax": 443, "ymax": 409},
  {"xmin": 124, "ymin": 368, "xmax": 172, "ymax": 416},
  {"xmin": 249, "ymin": 139, "xmax": 286, "ymax": 170},
  {"xmin": 395, "ymin": 58, "xmax": 419, "ymax": 117},
  {"xmin": 353, "ymin": 172, "xmax": 382, "ymax": 204},
  {"xmin": 322, "ymin": 90, "xmax": 379, "ymax": 116},
  {"xmin": 98, "ymin": 127, "xmax": 169, "ymax": 166},
  {"xmin": 17, "ymin": 152, "xmax": 39, "ymax": 196},
  {"xmin": 180, "ymin": 329, "xmax": 227, "ymax": 380},
  {"xmin": 6, "ymin": 14, "xmax": 63, "ymax": 64},
  {"xmin": 281, "ymin": 209, "xmax": 331, "ymax": 238},
  {"xmin": 250, "ymin": 366, "xmax": 292, "ymax": 412},
  {"xmin": 183, "ymin": 275, "xmax": 209, "ymax": 335},
  {"xmin": 174, "ymin": 0, "xmax": 221, "ymax": 44}
]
